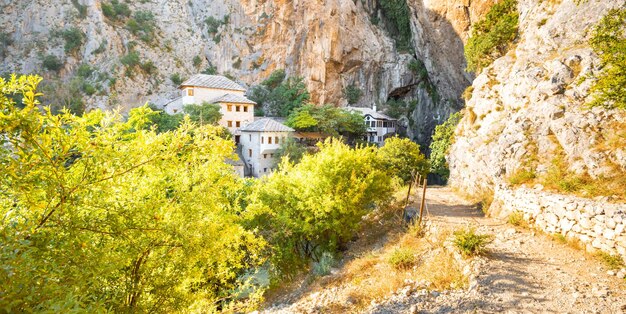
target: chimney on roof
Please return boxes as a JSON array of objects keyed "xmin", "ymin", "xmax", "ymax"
[{"xmin": 373, "ymin": 104, "xmax": 377, "ymax": 112}]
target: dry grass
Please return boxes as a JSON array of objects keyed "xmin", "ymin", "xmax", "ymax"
[{"xmin": 507, "ymin": 211, "xmax": 528, "ymax": 228}]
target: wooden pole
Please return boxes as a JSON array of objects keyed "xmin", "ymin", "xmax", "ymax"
[
  {"xmin": 418, "ymin": 178, "xmax": 427, "ymax": 226},
  {"xmin": 404, "ymin": 171, "xmax": 417, "ymax": 208}
]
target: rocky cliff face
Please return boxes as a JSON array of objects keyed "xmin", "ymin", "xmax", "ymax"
[
  {"xmin": 0, "ymin": 0, "xmax": 494, "ymax": 147},
  {"xmin": 448, "ymin": 0, "xmax": 626, "ymax": 195}
]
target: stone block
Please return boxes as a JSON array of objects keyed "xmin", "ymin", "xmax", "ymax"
[{"xmin": 545, "ymin": 213, "xmax": 559, "ymax": 226}]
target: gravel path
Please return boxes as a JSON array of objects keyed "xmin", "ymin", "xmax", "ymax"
[
  {"xmin": 370, "ymin": 187, "xmax": 626, "ymax": 314},
  {"xmin": 262, "ymin": 187, "xmax": 626, "ymax": 313}
]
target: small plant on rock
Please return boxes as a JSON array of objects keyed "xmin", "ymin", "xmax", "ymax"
[
  {"xmin": 507, "ymin": 211, "xmax": 526, "ymax": 227},
  {"xmin": 453, "ymin": 228, "xmax": 491, "ymax": 257},
  {"xmin": 596, "ymin": 251, "xmax": 625, "ymax": 270}
]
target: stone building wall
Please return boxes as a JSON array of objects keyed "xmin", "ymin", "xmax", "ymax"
[{"xmin": 489, "ymin": 185, "xmax": 626, "ymax": 262}]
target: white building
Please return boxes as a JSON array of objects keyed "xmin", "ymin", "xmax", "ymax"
[
  {"xmin": 346, "ymin": 106, "xmax": 397, "ymax": 146},
  {"xmin": 239, "ymin": 118, "xmax": 295, "ymax": 177},
  {"xmin": 164, "ymin": 74, "xmax": 255, "ymax": 142}
]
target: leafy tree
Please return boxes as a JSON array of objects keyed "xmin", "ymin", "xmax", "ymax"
[
  {"xmin": 378, "ymin": 136, "xmax": 429, "ymax": 183},
  {"xmin": 42, "ymin": 54, "xmax": 63, "ymax": 72},
  {"xmin": 0, "ymin": 75, "xmax": 265, "ymax": 312},
  {"xmin": 464, "ymin": 0, "xmax": 518, "ymax": 73},
  {"xmin": 202, "ymin": 65, "xmax": 217, "ymax": 75},
  {"xmin": 429, "ymin": 112, "xmax": 462, "ymax": 182},
  {"xmin": 183, "ymin": 101, "xmax": 223, "ymax": 125},
  {"xmin": 248, "ymin": 70, "xmax": 310, "ymax": 117},
  {"xmin": 193, "ymin": 55, "xmax": 202, "ymax": 68},
  {"xmin": 343, "ymin": 83, "xmax": 362, "ymax": 105},
  {"xmin": 245, "ymin": 140, "xmax": 393, "ymax": 277},
  {"xmin": 285, "ymin": 104, "xmax": 366, "ymax": 140},
  {"xmin": 62, "ymin": 27, "xmax": 85, "ymax": 54},
  {"xmin": 275, "ymin": 137, "xmax": 307, "ymax": 164},
  {"xmin": 588, "ymin": 8, "xmax": 626, "ymax": 109}
]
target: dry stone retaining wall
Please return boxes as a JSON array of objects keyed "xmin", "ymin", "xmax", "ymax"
[{"xmin": 490, "ymin": 185, "xmax": 626, "ymax": 262}]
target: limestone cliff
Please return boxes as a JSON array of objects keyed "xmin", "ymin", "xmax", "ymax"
[
  {"xmin": 448, "ymin": 0, "xmax": 626, "ymax": 195},
  {"xmin": 0, "ymin": 0, "xmax": 495, "ymax": 148}
]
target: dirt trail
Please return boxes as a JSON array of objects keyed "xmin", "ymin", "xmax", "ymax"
[{"xmin": 262, "ymin": 187, "xmax": 626, "ymax": 314}]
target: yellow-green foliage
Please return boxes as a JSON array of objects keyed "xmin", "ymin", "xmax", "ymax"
[
  {"xmin": 245, "ymin": 140, "xmax": 394, "ymax": 277},
  {"xmin": 507, "ymin": 211, "xmax": 527, "ymax": 227},
  {"xmin": 378, "ymin": 136, "xmax": 429, "ymax": 183},
  {"xmin": 588, "ymin": 8, "xmax": 626, "ymax": 109},
  {"xmin": 429, "ymin": 112, "xmax": 462, "ymax": 182},
  {"xmin": 596, "ymin": 251, "xmax": 626, "ymax": 270},
  {"xmin": 464, "ymin": 0, "xmax": 519, "ymax": 73},
  {"xmin": 0, "ymin": 75, "xmax": 265, "ymax": 312},
  {"xmin": 508, "ymin": 167, "xmax": 536, "ymax": 185}
]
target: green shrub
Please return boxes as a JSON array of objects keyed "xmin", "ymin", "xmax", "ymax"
[
  {"xmin": 388, "ymin": 248, "xmax": 417, "ymax": 270},
  {"xmin": 588, "ymin": 8, "xmax": 626, "ymax": 109},
  {"xmin": 464, "ymin": 0, "xmax": 519, "ymax": 73},
  {"xmin": 76, "ymin": 64, "xmax": 94, "ymax": 78},
  {"xmin": 126, "ymin": 11, "xmax": 156, "ymax": 43},
  {"xmin": 82, "ymin": 82, "xmax": 96, "ymax": 96},
  {"xmin": 343, "ymin": 83, "xmax": 362, "ymax": 105},
  {"xmin": 453, "ymin": 228, "xmax": 491, "ymax": 257},
  {"xmin": 170, "ymin": 73, "xmax": 183, "ymax": 85},
  {"xmin": 193, "ymin": 55, "xmax": 202, "ymax": 68},
  {"xmin": 408, "ymin": 59, "xmax": 428, "ymax": 81},
  {"xmin": 62, "ymin": 27, "xmax": 84, "ymax": 54},
  {"xmin": 93, "ymin": 41, "xmax": 106, "ymax": 55},
  {"xmin": 205, "ymin": 15, "xmax": 229, "ymax": 34},
  {"xmin": 429, "ymin": 112, "xmax": 462, "ymax": 182},
  {"xmin": 120, "ymin": 51, "xmax": 140, "ymax": 68},
  {"xmin": 202, "ymin": 65, "xmax": 217, "ymax": 75},
  {"xmin": 42, "ymin": 55, "xmax": 63, "ymax": 72},
  {"xmin": 249, "ymin": 70, "xmax": 310, "ymax": 117},
  {"xmin": 232, "ymin": 58, "xmax": 242, "ymax": 69},
  {"xmin": 101, "ymin": 0, "xmax": 131, "ymax": 21},
  {"xmin": 182, "ymin": 102, "xmax": 222, "ymax": 125}
]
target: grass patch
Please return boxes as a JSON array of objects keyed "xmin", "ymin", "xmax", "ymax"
[
  {"xmin": 508, "ymin": 168, "xmax": 536, "ymax": 185},
  {"xmin": 596, "ymin": 251, "xmax": 625, "ymax": 270},
  {"xmin": 507, "ymin": 211, "xmax": 527, "ymax": 227},
  {"xmin": 453, "ymin": 228, "xmax": 491, "ymax": 257}
]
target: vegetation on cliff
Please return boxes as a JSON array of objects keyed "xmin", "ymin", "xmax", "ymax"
[
  {"xmin": 248, "ymin": 70, "xmax": 310, "ymax": 117},
  {"xmin": 429, "ymin": 112, "xmax": 462, "ymax": 182},
  {"xmin": 589, "ymin": 7, "xmax": 626, "ymax": 110},
  {"xmin": 464, "ymin": 0, "xmax": 519, "ymax": 73}
]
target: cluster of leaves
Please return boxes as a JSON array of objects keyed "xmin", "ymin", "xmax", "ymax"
[
  {"xmin": 0, "ymin": 75, "xmax": 265, "ymax": 312},
  {"xmin": 61, "ymin": 27, "xmax": 85, "ymax": 54},
  {"xmin": 588, "ymin": 7, "xmax": 626, "ymax": 109},
  {"xmin": 248, "ymin": 69, "xmax": 310, "ymax": 117},
  {"xmin": 205, "ymin": 15, "xmax": 229, "ymax": 34},
  {"xmin": 464, "ymin": 0, "xmax": 519, "ymax": 73},
  {"xmin": 126, "ymin": 11, "xmax": 157, "ymax": 43},
  {"xmin": 119, "ymin": 51, "xmax": 157, "ymax": 77},
  {"xmin": 244, "ymin": 140, "xmax": 395, "ymax": 277},
  {"xmin": 101, "ymin": 0, "xmax": 131, "ymax": 21},
  {"xmin": 285, "ymin": 104, "xmax": 366, "ymax": 141},
  {"xmin": 377, "ymin": 0, "xmax": 413, "ymax": 52},
  {"xmin": 428, "ymin": 111, "xmax": 462, "ymax": 182},
  {"xmin": 343, "ymin": 84, "xmax": 363, "ymax": 105},
  {"xmin": 193, "ymin": 55, "xmax": 203, "ymax": 68}
]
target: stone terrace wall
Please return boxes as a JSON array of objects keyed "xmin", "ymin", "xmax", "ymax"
[{"xmin": 489, "ymin": 186, "xmax": 626, "ymax": 262}]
